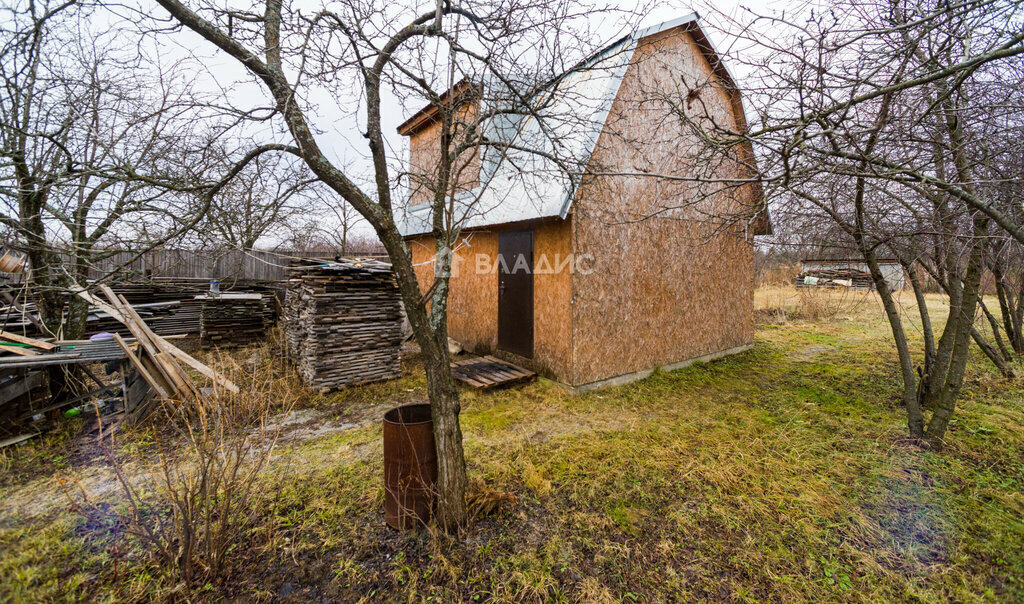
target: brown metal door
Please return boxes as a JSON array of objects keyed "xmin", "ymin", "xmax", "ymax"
[{"xmin": 497, "ymin": 230, "xmax": 533, "ymax": 358}]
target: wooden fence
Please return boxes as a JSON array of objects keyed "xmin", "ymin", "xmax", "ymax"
[{"xmin": 58, "ymin": 249, "xmax": 387, "ymax": 283}]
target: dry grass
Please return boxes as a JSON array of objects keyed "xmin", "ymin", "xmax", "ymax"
[
  {"xmin": 756, "ymin": 261, "xmax": 800, "ymax": 288},
  {"xmin": 755, "ymin": 284, "xmax": 873, "ymax": 323},
  {"xmin": 1, "ymin": 288, "xmax": 1022, "ymax": 602}
]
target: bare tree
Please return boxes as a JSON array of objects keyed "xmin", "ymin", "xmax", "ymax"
[
  {"xmin": 318, "ymin": 192, "xmax": 366, "ymax": 257},
  {"xmin": 683, "ymin": 0, "xmax": 1024, "ymax": 448},
  {"xmin": 280, "ymin": 185, "xmax": 369, "ymax": 255},
  {"xmin": 140, "ymin": 0, "xmax": 645, "ymax": 528},
  {"xmin": 198, "ymin": 152, "xmax": 315, "ymax": 250},
  {"xmin": 0, "ymin": 0, "xmax": 295, "ymax": 339}
]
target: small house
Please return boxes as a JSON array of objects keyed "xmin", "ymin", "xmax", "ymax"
[{"xmin": 398, "ymin": 14, "xmax": 770, "ymax": 390}]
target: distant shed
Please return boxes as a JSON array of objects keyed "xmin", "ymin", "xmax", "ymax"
[{"xmin": 798, "ymin": 259, "xmax": 906, "ymax": 291}]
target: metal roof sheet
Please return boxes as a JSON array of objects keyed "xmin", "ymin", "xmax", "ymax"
[{"xmin": 397, "ymin": 13, "xmax": 702, "ymax": 237}]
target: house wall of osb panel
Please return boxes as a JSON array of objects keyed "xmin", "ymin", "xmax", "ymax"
[
  {"xmin": 406, "ymin": 103, "xmax": 481, "ymax": 208},
  {"xmin": 569, "ymin": 26, "xmax": 756, "ymax": 386},
  {"xmin": 405, "ymin": 217, "xmax": 573, "ymax": 380}
]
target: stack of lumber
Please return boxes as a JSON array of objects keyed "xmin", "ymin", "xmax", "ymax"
[
  {"xmin": 1, "ymin": 278, "xmax": 281, "ymax": 339},
  {"xmin": 0, "ymin": 298, "xmax": 179, "ymax": 339},
  {"xmin": 76, "ymin": 286, "xmax": 240, "ymax": 423},
  {"xmin": 197, "ymin": 293, "xmax": 267, "ymax": 348},
  {"xmin": 284, "ymin": 259, "xmax": 402, "ymax": 390},
  {"xmin": 795, "ymin": 268, "xmax": 873, "ymax": 289},
  {"xmin": 116, "ymin": 279, "xmax": 279, "ymax": 336}
]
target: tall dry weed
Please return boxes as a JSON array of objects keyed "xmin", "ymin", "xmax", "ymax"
[
  {"xmin": 71, "ymin": 351, "xmax": 297, "ymax": 593},
  {"xmin": 756, "ymin": 285, "xmax": 860, "ymax": 323}
]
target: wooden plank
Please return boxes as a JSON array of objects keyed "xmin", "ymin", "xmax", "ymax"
[
  {"xmin": 452, "ymin": 370, "xmax": 489, "ymax": 389},
  {"xmin": 0, "ymin": 433, "xmax": 37, "ymax": 448},
  {"xmin": 0, "ymin": 330, "xmax": 56, "ymax": 350},
  {"xmin": 116, "ymin": 293, "xmax": 204, "ymax": 400},
  {"xmin": 0, "ymin": 344, "xmax": 40, "ymax": 357},
  {"xmin": 155, "ymin": 351, "xmax": 190, "ymax": 395},
  {"xmin": 112, "ymin": 333, "xmax": 170, "ymax": 400},
  {"xmin": 75, "ymin": 287, "xmax": 125, "ymax": 324},
  {"xmin": 163, "ymin": 345, "xmax": 240, "ymax": 394}
]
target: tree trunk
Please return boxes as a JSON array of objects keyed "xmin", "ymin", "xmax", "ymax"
[
  {"xmin": 907, "ymin": 262, "xmax": 936, "ymax": 370},
  {"xmin": 376, "ymin": 228, "xmax": 468, "ymax": 530},
  {"xmin": 64, "ymin": 245, "xmax": 93, "ymax": 341},
  {"xmin": 923, "ymin": 215, "xmax": 989, "ymax": 449},
  {"xmin": 420, "ymin": 330, "xmax": 466, "ymax": 530},
  {"xmin": 865, "ymin": 254, "xmax": 924, "ymax": 437}
]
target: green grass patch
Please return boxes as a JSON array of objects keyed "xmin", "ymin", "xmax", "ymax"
[{"xmin": 2, "ymin": 292, "xmax": 1022, "ymax": 601}]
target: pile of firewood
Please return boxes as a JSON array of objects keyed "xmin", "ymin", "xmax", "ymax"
[
  {"xmin": 197, "ymin": 293, "xmax": 269, "ymax": 348},
  {"xmin": 284, "ymin": 259, "xmax": 402, "ymax": 390}
]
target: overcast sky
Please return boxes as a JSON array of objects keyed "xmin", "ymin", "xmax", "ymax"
[{"xmin": 134, "ymin": 0, "xmax": 782, "ymax": 244}]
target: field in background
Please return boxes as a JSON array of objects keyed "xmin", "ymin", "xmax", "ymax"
[{"xmin": 1, "ymin": 286, "xmax": 1022, "ymax": 602}]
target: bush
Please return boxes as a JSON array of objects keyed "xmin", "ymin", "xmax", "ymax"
[{"xmin": 90, "ymin": 354, "xmax": 292, "ymax": 592}]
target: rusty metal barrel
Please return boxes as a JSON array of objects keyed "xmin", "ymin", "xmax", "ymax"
[{"xmin": 383, "ymin": 404, "xmax": 437, "ymax": 529}]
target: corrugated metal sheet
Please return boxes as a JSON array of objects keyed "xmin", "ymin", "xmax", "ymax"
[{"xmin": 397, "ymin": 14, "xmax": 700, "ymax": 237}]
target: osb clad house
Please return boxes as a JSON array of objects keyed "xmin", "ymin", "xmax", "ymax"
[{"xmin": 397, "ymin": 13, "xmax": 771, "ymax": 390}]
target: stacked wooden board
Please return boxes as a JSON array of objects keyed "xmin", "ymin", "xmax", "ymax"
[
  {"xmin": 1, "ymin": 279, "xmax": 281, "ymax": 339},
  {"xmin": 118, "ymin": 280, "xmax": 279, "ymax": 336},
  {"xmin": 197, "ymin": 293, "xmax": 269, "ymax": 348},
  {"xmin": 284, "ymin": 259, "xmax": 402, "ymax": 390}
]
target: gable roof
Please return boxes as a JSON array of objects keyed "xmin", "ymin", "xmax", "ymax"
[
  {"xmin": 396, "ymin": 79, "xmax": 476, "ymax": 137},
  {"xmin": 397, "ymin": 13, "xmax": 769, "ymax": 237}
]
